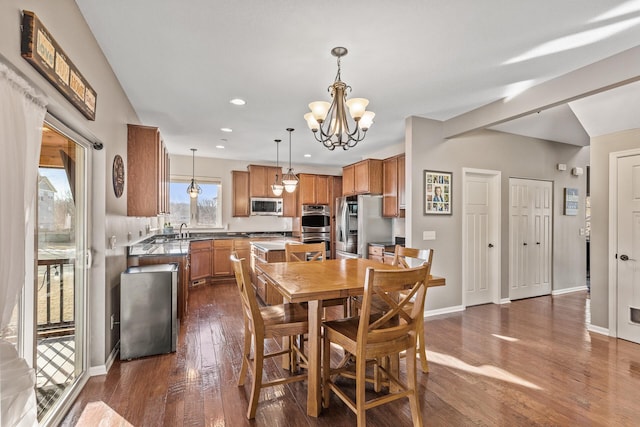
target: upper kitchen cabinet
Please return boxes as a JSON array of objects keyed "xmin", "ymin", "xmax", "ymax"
[
  {"xmin": 248, "ymin": 164, "xmax": 281, "ymax": 198},
  {"xmin": 382, "ymin": 154, "xmax": 405, "ymax": 218},
  {"xmin": 342, "ymin": 159, "xmax": 383, "ymax": 196},
  {"xmin": 127, "ymin": 124, "xmax": 169, "ymax": 217},
  {"xmin": 282, "ymin": 185, "xmax": 297, "ymax": 217},
  {"xmin": 232, "ymin": 170, "xmax": 250, "ymax": 217},
  {"xmin": 298, "ymin": 173, "xmax": 331, "ymax": 205}
]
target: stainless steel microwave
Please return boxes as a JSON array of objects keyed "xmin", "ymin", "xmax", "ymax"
[{"xmin": 250, "ymin": 198, "xmax": 283, "ymax": 216}]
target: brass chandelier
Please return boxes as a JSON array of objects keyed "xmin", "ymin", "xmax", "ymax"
[{"xmin": 304, "ymin": 47, "xmax": 375, "ymax": 151}]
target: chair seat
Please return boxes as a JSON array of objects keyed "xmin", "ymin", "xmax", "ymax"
[{"xmin": 261, "ymin": 303, "xmax": 309, "ymax": 335}]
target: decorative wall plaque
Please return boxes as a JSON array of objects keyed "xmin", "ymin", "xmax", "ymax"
[
  {"xmin": 112, "ymin": 155, "xmax": 125, "ymax": 198},
  {"xmin": 21, "ymin": 10, "xmax": 97, "ymax": 120}
]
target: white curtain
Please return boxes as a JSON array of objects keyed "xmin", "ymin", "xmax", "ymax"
[{"xmin": 0, "ymin": 62, "xmax": 47, "ymax": 427}]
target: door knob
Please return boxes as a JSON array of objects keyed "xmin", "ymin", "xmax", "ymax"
[
  {"xmin": 620, "ymin": 254, "xmax": 634, "ymax": 261},
  {"xmin": 523, "ymin": 242, "xmax": 528, "ymax": 246},
  {"xmin": 536, "ymin": 242, "xmax": 540, "ymax": 245},
  {"xmin": 488, "ymin": 243, "xmax": 494, "ymax": 248}
]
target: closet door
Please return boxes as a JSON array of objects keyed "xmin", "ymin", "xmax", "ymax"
[{"xmin": 509, "ymin": 178, "xmax": 552, "ymax": 300}]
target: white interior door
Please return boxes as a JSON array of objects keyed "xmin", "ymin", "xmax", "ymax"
[
  {"xmin": 509, "ymin": 178, "xmax": 552, "ymax": 300},
  {"xmin": 616, "ymin": 154, "xmax": 640, "ymax": 344},
  {"xmin": 463, "ymin": 169, "xmax": 500, "ymax": 306}
]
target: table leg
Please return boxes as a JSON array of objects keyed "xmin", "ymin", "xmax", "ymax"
[{"xmin": 307, "ymin": 300, "xmax": 322, "ymax": 417}]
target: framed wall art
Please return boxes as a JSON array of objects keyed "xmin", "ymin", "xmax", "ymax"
[{"xmin": 424, "ymin": 170, "xmax": 452, "ymax": 215}]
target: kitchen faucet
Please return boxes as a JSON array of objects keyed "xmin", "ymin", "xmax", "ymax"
[{"xmin": 179, "ymin": 223, "xmax": 188, "ymax": 239}]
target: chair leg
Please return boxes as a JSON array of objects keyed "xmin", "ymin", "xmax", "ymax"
[
  {"xmin": 238, "ymin": 319, "xmax": 251, "ymax": 386},
  {"xmin": 406, "ymin": 343, "xmax": 423, "ymax": 426},
  {"xmin": 322, "ymin": 332, "xmax": 331, "ymax": 409},
  {"xmin": 417, "ymin": 320, "xmax": 429, "ymax": 373},
  {"xmin": 247, "ymin": 337, "xmax": 264, "ymax": 419},
  {"xmin": 356, "ymin": 354, "xmax": 367, "ymax": 427}
]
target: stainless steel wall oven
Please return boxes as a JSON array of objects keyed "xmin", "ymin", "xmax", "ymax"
[{"xmin": 301, "ymin": 204, "xmax": 331, "ymax": 258}]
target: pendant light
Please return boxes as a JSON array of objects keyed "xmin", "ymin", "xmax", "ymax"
[
  {"xmin": 281, "ymin": 128, "xmax": 298, "ymax": 193},
  {"xmin": 271, "ymin": 139, "xmax": 284, "ymax": 196},
  {"xmin": 186, "ymin": 148, "xmax": 201, "ymax": 198}
]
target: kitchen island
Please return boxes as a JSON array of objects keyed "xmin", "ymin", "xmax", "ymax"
[{"xmin": 250, "ymin": 240, "xmax": 299, "ymax": 305}]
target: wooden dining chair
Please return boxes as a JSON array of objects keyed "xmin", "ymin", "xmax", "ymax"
[
  {"xmin": 284, "ymin": 242, "xmax": 349, "ymax": 318},
  {"xmin": 392, "ymin": 245, "xmax": 434, "ymax": 373},
  {"xmin": 230, "ymin": 253, "xmax": 309, "ymax": 419},
  {"xmin": 322, "ymin": 264, "xmax": 431, "ymax": 427}
]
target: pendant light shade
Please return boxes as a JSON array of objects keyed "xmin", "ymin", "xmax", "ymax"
[
  {"xmin": 271, "ymin": 139, "xmax": 284, "ymax": 196},
  {"xmin": 186, "ymin": 148, "xmax": 201, "ymax": 198},
  {"xmin": 281, "ymin": 128, "xmax": 298, "ymax": 193}
]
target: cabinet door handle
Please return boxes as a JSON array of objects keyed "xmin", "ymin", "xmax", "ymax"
[
  {"xmin": 523, "ymin": 242, "xmax": 528, "ymax": 246},
  {"xmin": 488, "ymin": 243, "xmax": 494, "ymax": 248}
]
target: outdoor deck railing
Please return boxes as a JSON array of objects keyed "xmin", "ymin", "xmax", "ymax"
[{"xmin": 37, "ymin": 258, "xmax": 75, "ymax": 337}]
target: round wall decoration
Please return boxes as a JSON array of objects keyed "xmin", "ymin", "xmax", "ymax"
[{"xmin": 112, "ymin": 154, "xmax": 125, "ymax": 198}]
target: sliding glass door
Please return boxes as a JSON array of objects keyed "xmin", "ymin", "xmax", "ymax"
[{"xmin": 35, "ymin": 122, "xmax": 88, "ymax": 424}]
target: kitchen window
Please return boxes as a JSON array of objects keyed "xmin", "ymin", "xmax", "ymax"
[{"xmin": 168, "ymin": 176, "xmax": 222, "ymax": 228}]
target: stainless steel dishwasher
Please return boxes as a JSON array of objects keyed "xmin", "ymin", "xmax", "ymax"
[{"xmin": 120, "ymin": 263, "xmax": 179, "ymax": 359}]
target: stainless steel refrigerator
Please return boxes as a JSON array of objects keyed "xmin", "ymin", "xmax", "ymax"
[{"xmin": 335, "ymin": 195, "xmax": 393, "ymax": 259}]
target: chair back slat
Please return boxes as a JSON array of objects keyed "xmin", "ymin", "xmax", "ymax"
[
  {"xmin": 393, "ymin": 245, "xmax": 432, "ymax": 269},
  {"xmin": 358, "ymin": 263, "xmax": 431, "ymax": 346},
  {"xmin": 285, "ymin": 242, "xmax": 325, "ymax": 263},
  {"xmin": 231, "ymin": 252, "xmax": 264, "ymax": 331}
]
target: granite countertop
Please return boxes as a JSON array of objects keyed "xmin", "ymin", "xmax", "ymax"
[
  {"xmin": 128, "ymin": 232, "xmax": 294, "ymax": 257},
  {"xmin": 250, "ymin": 240, "xmax": 300, "ymax": 252}
]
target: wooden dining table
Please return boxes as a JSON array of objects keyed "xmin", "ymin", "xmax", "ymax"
[{"xmin": 258, "ymin": 257, "xmax": 446, "ymax": 417}]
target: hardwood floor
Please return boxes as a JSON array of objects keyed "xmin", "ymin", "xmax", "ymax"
[{"xmin": 61, "ymin": 283, "xmax": 640, "ymax": 426}]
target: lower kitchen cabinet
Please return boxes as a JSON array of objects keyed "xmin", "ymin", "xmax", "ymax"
[
  {"xmin": 250, "ymin": 244, "xmax": 285, "ymax": 305},
  {"xmin": 213, "ymin": 240, "xmax": 233, "ymax": 276},
  {"xmin": 190, "ymin": 240, "xmax": 212, "ymax": 284}
]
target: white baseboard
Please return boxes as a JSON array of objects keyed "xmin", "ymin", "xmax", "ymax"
[
  {"xmin": 587, "ymin": 324, "xmax": 609, "ymax": 336},
  {"xmin": 89, "ymin": 342, "xmax": 119, "ymax": 377},
  {"xmin": 424, "ymin": 305, "xmax": 465, "ymax": 318},
  {"xmin": 499, "ymin": 298, "xmax": 511, "ymax": 304},
  {"xmin": 552, "ymin": 285, "xmax": 588, "ymax": 296}
]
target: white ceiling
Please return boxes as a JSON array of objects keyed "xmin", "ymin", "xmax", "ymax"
[{"xmin": 74, "ymin": 0, "xmax": 640, "ymax": 166}]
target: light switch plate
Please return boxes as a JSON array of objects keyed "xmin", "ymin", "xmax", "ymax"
[
  {"xmin": 109, "ymin": 235, "xmax": 117, "ymax": 250},
  {"xmin": 423, "ymin": 230, "xmax": 436, "ymax": 240}
]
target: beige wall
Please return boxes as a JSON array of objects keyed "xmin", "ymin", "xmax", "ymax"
[
  {"xmin": 406, "ymin": 116, "xmax": 590, "ymax": 311},
  {"xmin": 590, "ymin": 129, "xmax": 640, "ymax": 329}
]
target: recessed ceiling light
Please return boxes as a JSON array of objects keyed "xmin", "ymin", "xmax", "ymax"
[
  {"xmin": 221, "ymin": 128, "xmax": 233, "ymax": 133},
  {"xmin": 304, "ymin": 154, "xmax": 311, "ymax": 158},
  {"xmin": 216, "ymin": 145, "xmax": 225, "ymax": 149},
  {"xmin": 229, "ymin": 98, "xmax": 246, "ymax": 106}
]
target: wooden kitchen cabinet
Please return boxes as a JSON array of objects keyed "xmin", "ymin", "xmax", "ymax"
[
  {"xmin": 127, "ymin": 124, "xmax": 170, "ymax": 216},
  {"xmin": 190, "ymin": 240, "xmax": 212, "ymax": 284},
  {"xmin": 398, "ymin": 154, "xmax": 406, "ymax": 209},
  {"xmin": 251, "ymin": 245, "xmax": 285, "ymax": 305},
  {"xmin": 342, "ymin": 164, "xmax": 355, "ymax": 195},
  {"xmin": 383, "ymin": 154, "xmax": 406, "ymax": 217},
  {"xmin": 212, "ymin": 240, "xmax": 233, "ymax": 276},
  {"xmin": 282, "ymin": 185, "xmax": 297, "ymax": 217},
  {"xmin": 232, "ymin": 170, "xmax": 250, "ymax": 217},
  {"xmin": 248, "ymin": 164, "xmax": 281, "ymax": 198},
  {"xmin": 342, "ymin": 159, "xmax": 383, "ymax": 196},
  {"xmin": 368, "ymin": 244, "xmax": 385, "ymax": 263},
  {"xmin": 298, "ymin": 173, "xmax": 331, "ymax": 205},
  {"xmin": 234, "ymin": 239, "xmax": 251, "ymax": 261}
]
